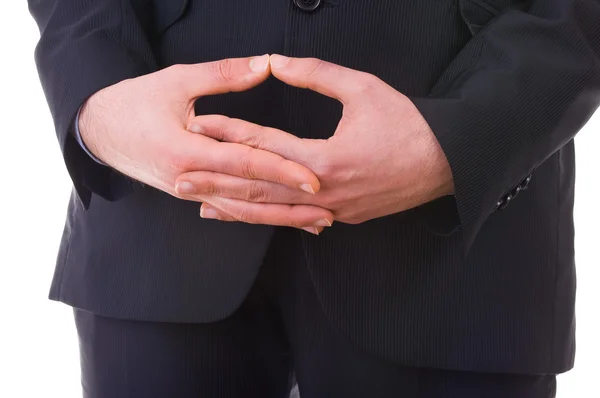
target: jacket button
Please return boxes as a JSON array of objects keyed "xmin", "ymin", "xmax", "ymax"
[
  {"xmin": 519, "ymin": 174, "xmax": 532, "ymax": 190},
  {"xmin": 510, "ymin": 185, "xmax": 521, "ymax": 199},
  {"xmin": 496, "ymin": 194, "xmax": 513, "ymax": 210},
  {"xmin": 294, "ymin": 0, "xmax": 321, "ymax": 12}
]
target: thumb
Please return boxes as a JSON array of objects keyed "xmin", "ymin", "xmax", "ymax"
[
  {"xmin": 172, "ymin": 54, "xmax": 271, "ymax": 98},
  {"xmin": 269, "ymin": 55, "xmax": 370, "ymax": 104}
]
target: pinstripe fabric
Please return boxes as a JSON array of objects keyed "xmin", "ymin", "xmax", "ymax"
[
  {"xmin": 74, "ymin": 228, "xmax": 557, "ymax": 397},
  {"xmin": 29, "ymin": 0, "xmax": 600, "ymax": 375}
]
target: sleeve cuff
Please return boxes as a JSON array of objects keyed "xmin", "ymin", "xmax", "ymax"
[{"xmin": 72, "ymin": 104, "xmax": 109, "ymax": 167}]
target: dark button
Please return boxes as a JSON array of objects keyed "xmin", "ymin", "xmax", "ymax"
[
  {"xmin": 510, "ymin": 185, "xmax": 521, "ymax": 199},
  {"xmin": 496, "ymin": 194, "xmax": 512, "ymax": 210},
  {"xmin": 519, "ymin": 174, "xmax": 532, "ymax": 190},
  {"xmin": 294, "ymin": 0, "xmax": 321, "ymax": 12}
]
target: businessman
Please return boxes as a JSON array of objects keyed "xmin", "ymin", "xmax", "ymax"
[{"xmin": 30, "ymin": 0, "xmax": 600, "ymax": 397}]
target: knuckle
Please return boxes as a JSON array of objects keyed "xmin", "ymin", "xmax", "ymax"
[
  {"xmin": 211, "ymin": 114, "xmax": 230, "ymax": 124},
  {"xmin": 313, "ymin": 158, "xmax": 335, "ymax": 179},
  {"xmin": 240, "ymin": 155, "xmax": 258, "ymax": 179},
  {"xmin": 244, "ymin": 183, "xmax": 267, "ymax": 202},
  {"xmin": 198, "ymin": 179, "xmax": 218, "ymax": 195},
  {"xmin": 288, "ymin": 219, "xmax": 303, "ymax": 229},
  {"xmin": 223, "ymin": 118, "xmax": 243, "ymax": 142},
  {"xmin": 313, "ymin": 158, "xmax": 345, "ymax": 182},
  {"xmin": 234, "ymin": 208, "xmax": 253, "ymax": 224},
  {"xmin": 317, "ymin": 192, "xmax": 339, "ymax": 209},
  {"xmin": 354, "ymin": 72, "xmax": 379, "ymax": 94},
  {"xmin": 212, "ymin": 59, "xmax": 234, "ymax": 83},
  {"xmin": 341, "ymin": 214, "xmax": 363, "ymax": 225},
  {"xmin": 241, "ymin": 126, "xmax": 266, "ymax": 148},
  {"xmin": 246, "ymin": 135, "xmax": 264, "ymax": 150},
  {"xmin": 335, "ymin": 165, "xmax": 357, "ymax": 184},
  {"xmin": 168, "ymin": 63, "xmax": 185, "ymax": 74},
  {"xmin": 162, "ymin": 64, "xmax": 187, "ymax": 87},
  {"xmin": 306, "ymin": 58, "xmax": 326, "ymax": 78},
  {"xmin": 313, "ymin": 151, "xmax": 354, "ymax": 183},
  {"xmin": 282, "ymin": 210, "xmax": 302, "ymax": 228},
  {"xmin": 162, "ymin": 64, "xmax": 182, "ymax": 77},
  {"xmin": 168, "ymin": 153, "xmax": 193, "ymax": 173}
]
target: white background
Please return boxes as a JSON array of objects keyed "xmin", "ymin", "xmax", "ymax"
[{"xmin": 0, "ymin": 3, "xmax": 597, "ymax": 397}]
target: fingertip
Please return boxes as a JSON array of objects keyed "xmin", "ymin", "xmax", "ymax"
[
  {"xmin": 186, "ymin": 114, "xmax": 229, "ymax": 137},
  {"xmin": 175, "ymin": 181, "xmax": 196, "ymax": 195},
  {"xmin": 249, "ymin": 54, "xmax": 270, "ymax": 73},
  {"xmin": 301, "ymin": 226, "xmax": 321, "ymax": 236},
  {"xmin": 280, "ymin": 159, "xmax": 321, "ymax": 193},
  {"xmin": 187, "ymin": 123, "xmax": 203, "ymax": 134},
  {"xmin": 294, "ymin": 163, "xmax": 321, "ymax": 194},
  {"xmin": 315, "ymin": 218, "xmax": 333, "ymax": 227},
  {"xmin": 200, "ymin": 204, "xmax": 220, "ymax": 220},
  {"xmin": 296, "ymin": 171, "xmax": 320, "ymax": 194},
  {"xmin": 269, "ymin": 54, "xmax": 291, "ymax": 69},
  {"xmin": 304, "ymin": 174, "xmax": 321, "ymax": 194},
  {"xmin": 299, "ymin": 183, "xmax": 316, "ymax": 195}
]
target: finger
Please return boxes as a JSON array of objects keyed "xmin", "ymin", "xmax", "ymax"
[
  {"xmin": 198, "ymin": 196, "xmax": 334, "ymax": 229},
  {"xmin": 269, "ymin": 54, "xmax": 376, "ymax": 103},
  {"xmin": 175, "ymin": 171, "xmax": 315, "ymax": 204},
  {"xmin": 199, "ymin": 203, "xmax": 238, "ymax": 222},
  {"xmin": 171, "ymin": 54, "xmax": 271, "ymax": 98},
  {"xmin": 176, "ymin": 132, "xmax": 320, "ymax": 194},
  {"xmin": 200, "ymin": 203, "xmax": 326, "ymax": 235},
  {"xmin": 187, "ymin": 115, "xmax": 320, "ymax": 165},
  {"xmin": 301, "ymin": 226, "xmax": 326, "ymax": 236}
]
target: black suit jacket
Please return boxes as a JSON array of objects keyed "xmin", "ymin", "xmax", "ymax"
[{"xmin": 29, "ymin": 0, "xmax": 600, "ymax": 374}]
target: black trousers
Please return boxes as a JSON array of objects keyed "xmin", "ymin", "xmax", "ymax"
[{"xmin": 74, "ymin": 228, "xmax": 557, "ymax": 398}]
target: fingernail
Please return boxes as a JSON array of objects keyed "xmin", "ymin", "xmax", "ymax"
[
  {"xmin": 270, "ymin": 54, "xmax": 290, "ymax": 69},
  {"xmin": 188, "ymin": 123, "xmax": 203, "ymax": 134},
  {"xmin": 176, "ymin": 181, "xmax": 196, "ymax": 195},
  {"xmin": 314, "ymin": 219, "xmax": 332, "ymax": 227},
  {"xmin": 200, "ymin": 206, "xmax": 220, "ymax": 220},
  {"xmin": 300, "ymin": 183, "xmax": 315, "ymax": 195},
  {"xmin": 302, "ymin": 227, "xmax": 320, "ymax": 236},
  {"xmin": 249, "ymin": 54, "xmax": 270, "ymax": 73}
]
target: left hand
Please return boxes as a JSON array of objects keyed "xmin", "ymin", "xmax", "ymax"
[{"xmin": 176, "ymin": 55, "xmax": 455, "ymax": 230}]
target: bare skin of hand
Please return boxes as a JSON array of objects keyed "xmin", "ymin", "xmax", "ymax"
[
  {"xmin": 175, "ymin": 55, "xmax": 454, "ymax": 228},
  {"xmin": 78, "ymin": 55, "xmax": 334, "ymax": 232}
]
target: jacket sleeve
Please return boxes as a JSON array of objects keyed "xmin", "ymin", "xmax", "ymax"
[
  {"xmin": 73, "ymin": 106, "xmax": 109, "ymax": 166},
  {"xmin": 410, "ymin": 0, "xmax": 600, "ymax": 254},
  {"xmin": 28, "ymin": 0, "xmax": 158, "ymax": 209}
]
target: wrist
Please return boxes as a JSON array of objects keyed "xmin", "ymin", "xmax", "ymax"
[
  {"xmin": 429, "ymin": 147, "xmax": 454, "ymax": 198},
  {"xmin": 420, "ymin": 124, "xmax": 455, "ymax": 202},
  {"xmin": 78, "ymin": 98, "xmax": 106, "ymax": 164}
]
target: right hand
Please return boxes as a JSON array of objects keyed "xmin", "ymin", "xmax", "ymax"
[{"xmin": 78, "ymin": 55, "xmax": 333, "ymax": 229}]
